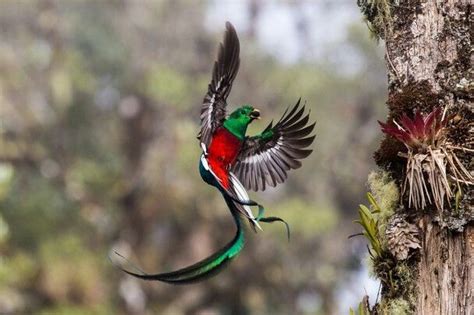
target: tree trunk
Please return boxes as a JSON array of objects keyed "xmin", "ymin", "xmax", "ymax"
[
  {"xmin": 359, "ymin": 0, "xmax": 473, "ymax": 314},
  {"xmin": 417, "ymin": 219, "xmax": 473, "ymax": 314}
]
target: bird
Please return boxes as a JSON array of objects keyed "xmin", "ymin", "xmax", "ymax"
[{"xmin": 112, "ymin": 22, "xmax": 315, "ymax": 284}]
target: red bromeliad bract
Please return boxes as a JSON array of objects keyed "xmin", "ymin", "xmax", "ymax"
[
  {"xmin": 378, "ymin": 108, "xmax": 445, "ymax": 150},
  {"xmin": 378, "ymin": 107, "xmax": 473, "ymax": 211}
]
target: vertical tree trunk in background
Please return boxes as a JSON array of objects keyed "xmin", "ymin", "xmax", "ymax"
[{"xmin": 374, "ymin": 0, "xmax": 472, "ymax": 314}]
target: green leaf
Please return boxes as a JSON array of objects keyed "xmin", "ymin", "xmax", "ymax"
[
  {"xmin": 358, "ymin": 300, "xmax": 369, "ymax": 315},
  {"xmin": 355, "ymin": 198, "xmax": 382, "ymax": 258},
  {"xmin": 367, "ymin": 192, "xmax": 381, "ymax": 213}
]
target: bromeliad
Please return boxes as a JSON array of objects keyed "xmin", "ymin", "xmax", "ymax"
[
  {"xmin": 113, "ymin": 22, "xmax": 315, "ymax": 284},
  {"xmin": 379, "ymin": 108, "xmax": 473, "ymax": 211}
]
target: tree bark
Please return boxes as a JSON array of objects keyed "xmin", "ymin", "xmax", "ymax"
[
  {"xmin": 417, "ymin": 218, "xmax": 473, "ymax": 315},
  {"xmin": 368, "ymin": 0, "xmax": 473, "ymax": 314}
]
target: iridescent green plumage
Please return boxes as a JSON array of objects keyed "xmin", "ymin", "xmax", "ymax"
[
  {"xmin": 222, "ymin": 105, "xmax": 258, "ymax": 140},
  {"xmin": 111, "ymin": 170, "xmax": 289, "ymax": 284},
  {"xmin": 112, "ymin": 21, "xmax": 312, "ymax": 284},
  {"xmin": 112, "ymin": 193, "xmax": 245, "ymax": 284}
]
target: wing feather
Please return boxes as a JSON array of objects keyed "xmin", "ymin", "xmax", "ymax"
[
  {"xmin": 198, "ymin": 22, "xmax": 240, "ymax": 149},
  {"xmin": 231, "ymin": 99, "xmax": 316, "ymax": 191}
]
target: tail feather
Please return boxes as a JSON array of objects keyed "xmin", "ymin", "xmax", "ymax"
[
  {"xmin": 228, "ymin": 171, "xmax": 262, "ymax": 231},
  {"xmin": 111, "ymin": 195, "xmax": 244, "ymax": 284}
]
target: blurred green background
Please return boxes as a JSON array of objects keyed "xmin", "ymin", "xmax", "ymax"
[{"xmin": 0, "ymin": 1, "xmax": 387, "ymax": 314}]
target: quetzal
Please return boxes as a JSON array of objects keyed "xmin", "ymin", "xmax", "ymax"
[{"xmin": 113, "ymin": 22, "xmax": 315, "ymax": 284}]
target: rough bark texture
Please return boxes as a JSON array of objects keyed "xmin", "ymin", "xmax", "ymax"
[
  {"xmin": 373, "ymin": 0, "xmax": 473, "ymax": 314},
  {"xmin": 417, "ymin": 218, "xmax": 473, "ymax": 315}
]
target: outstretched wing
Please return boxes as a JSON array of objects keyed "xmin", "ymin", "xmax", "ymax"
[
  {"xmin": 231, "ymin": 99, "xmax": 315, "ymax": 191},
  {"xmin": 198, "ymin": 22, "xmax": 240, "ymax": 149}
]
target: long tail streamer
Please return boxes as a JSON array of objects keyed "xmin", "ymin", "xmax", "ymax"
[{"xmin": 111, "ymin": 195, "xmax": 289, "ymax": 284}]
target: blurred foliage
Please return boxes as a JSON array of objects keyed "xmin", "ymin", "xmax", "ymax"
[{"xmin": 0, "ymin": 1, "xmax": 386, "ymax": 314}]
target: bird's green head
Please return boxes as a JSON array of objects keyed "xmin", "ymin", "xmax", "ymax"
[{"xmin": 223, "ymin": 105, "xmax": 260, "ymax": 140}]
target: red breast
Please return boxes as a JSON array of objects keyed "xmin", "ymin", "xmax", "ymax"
[{"xmin": 207, "ymin": 127, "xmax": 243, "ymax": 189}]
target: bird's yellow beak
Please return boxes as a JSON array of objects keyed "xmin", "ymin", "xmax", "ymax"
[{"xmin": 250, "ymin": 108, "xmax": 261, "ymax": 120}]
